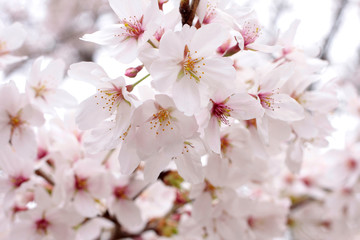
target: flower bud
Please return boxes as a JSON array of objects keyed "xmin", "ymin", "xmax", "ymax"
[
  {"xmin": 125, "ymin": 65, "xmax": 143, "ymax": 78},
  {"xmin": 158, "ymin": 0, "xmax": 169, "ymax": 10}
]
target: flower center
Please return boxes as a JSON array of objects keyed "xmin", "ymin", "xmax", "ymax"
[
  {"xmin": 203, "ymin": 3, "xmax": 216, "ymax": 24},
  {"xmin": 95, "ymin": 84, "xmax": 126, "ymax": 112},
  {"xmin": 211, "ymin": 99, "xmax": 232, "ymax": 125},
  {"xmin": 149, "ymin": 108, "xmax": 174, "ymax": 135},
  {"xmin": 11, "ymin": 175, "xmax": 29, "ymax": 188},
  {"xmin": 154, "ymin": 27, "xmax": 165, "ymax": 42},
  {"xmin": 113, "ymin": 186, "xmax": 128, "ymax": 200},
  {"xmin": 32, "ymin": 84, "xmax": 48, "ymax": 98},
  {"xmin": 240, "ymin": 21, "xmax": 260, "ymax": 47},
  {"xmin": 36, "ymin": 218, "xmax": 50, "ymax": 234},
  {"xmin": 74, "ymin": 175, "xmax": 88, "ymax": 191},
  {"xmin": 220, "ymin": 134, "xmax": 231, "ymax": 154},
  {"xmin": 119, "ymin": 16, "xmax": 145, "ymax": 40},
  {"xmin": 9, "ymin": 114, "xmax": 23, "ymax": 134},
  {"xmin": 258, "ymin": 92, "xmax": 277, "ymax": 111},
  {"xmin": 182, "ymin": 45, "xmax": 205, "ymax": 83}
]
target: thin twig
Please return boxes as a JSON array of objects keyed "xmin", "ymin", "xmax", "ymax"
[
  {"xmin": 35, "ymin": 169, "xmax": 55, "ymax": 186},
  {"xmin": 320, "ymin": 0, "xmax": 349, "ymax": 60}
]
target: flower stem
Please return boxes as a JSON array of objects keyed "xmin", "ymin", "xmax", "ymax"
[
  {"xmin": 147, "ymin": 39, "xmax": 157, "ymax": 48},
  {"xmin": 131, "ymin": 73, "xmax": 150, "ymax": 90}
]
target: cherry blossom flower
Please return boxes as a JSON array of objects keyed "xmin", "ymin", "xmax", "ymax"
[
  {"xmin": 9, "ymin": 187, "xmax": 80, "ymax": 240},
  {"xmin": 0, "ymin": 145, "xmax": 33, "ymax": 205},
  {"xmin": 150, "ymin": 24, "xmax": 236, "ymax": 115},
  {"xmin": 0, "ymin": 81, "xmax": 44, "ymax": 158},
  {"xmin": 118, "ymin": 94, "xmax": 198, "ymax": 177},
  {"xmin": 68, "ymin": 62, "xmax": 135, "ymax": 131},
  {"xmin": 202, "ymin": 90, "xmax": 263, "ymax": 153},
  {"xmin": 0, "ymin": 22, "xmax": 27, "ymax": 68},
  {"xmin": 58, "ymin": 159, "xmax": 109, "ymax": 217},
  {"xmin": 107, "ymin": 175, "xmax": 145, "ymax": 231},
  {"xmin": 26, "ymin": 57, "xmax": 76, "ymax": 110},
  {"xmin": 82, "ymin": 0, "xmax": 161, "ymax": 63}
]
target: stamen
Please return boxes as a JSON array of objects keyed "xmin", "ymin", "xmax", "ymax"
[
  {"xmin": 115, "ymin": 16, "xmax": 145, "ymax": 40},
  {"xmin": 211, "ymin": 99, "xmax": 232, "ymax": 125}
]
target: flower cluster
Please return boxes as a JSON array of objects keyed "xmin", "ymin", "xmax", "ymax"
[{"xmin": 0, "ymin": 0, "xmax": 356, "ymax": 240}]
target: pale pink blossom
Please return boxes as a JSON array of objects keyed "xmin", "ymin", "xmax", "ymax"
[
  {"xmin": 150, "ymin": 24, "xmax": 236, "ymax": 115},
  {"xmin": 82, "ymin": 0, "xmax": 161, "ymax": 63},
  {"xmin": 0, "ymin": 22, "xmax": 27, "ymax": 68},
  {"xmin": 118, "ymin": 94, "xmax": 198, "ymax": 178},
  {"xmin": 202, "ymin": 90, "xmax": 263, "ymax": 153},
  {"xmin": 26, "ymin": 57, "xmax": 76, "ymax": 110},
  {"xmin": 0, "ymin": 81, "xmax": 44, "ymax": 158}
]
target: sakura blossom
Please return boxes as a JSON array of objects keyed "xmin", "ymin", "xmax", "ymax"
[{"xmin": 0, "ymin": 0, "xmax": 359, "ymax": 239}]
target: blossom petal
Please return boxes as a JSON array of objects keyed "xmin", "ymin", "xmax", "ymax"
[
  {"xmin": 204, "ymin": 117, "xmax": 221, "ymax": 153},
  {"xmin": 76, "ymin": 95, "xmax": 113, "ymax": 130},
  {"xmin": 74, "ymin": 192, "xmax": 99, "ymax": 217},
  {"xmin": 172, "ymin": 77, "xmax": 201, "ymax": 116},
  {"xmin": 113, "ymin": 200, "xmax": 143, "ymax": 231},
  {"xmin": 144, "ymin": 152, "xmax": 171, "ymax": 183},
  {"xmin": 68, "ymin": 62, "xmax": 108, "ymax": 85},
  {"xmin": 174, "ymin": 152, "xmax": 204, "ymax": 184},
  {"xmin": 228, "ymin": 93, "xmax": 264, "ymax": 120},
  {"xmin": 265, "ymin": 94, "xmax": 304, "ymax": 121}
]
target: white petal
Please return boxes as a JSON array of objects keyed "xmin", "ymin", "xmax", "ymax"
[
  {"xmin": 204, "ymin": 117, "xmax": 221, "ymax": 153},
  {"xmin": 81, "ymin": 25, "xmax": 124, "ymax": 46},
  {"xmin": 109, "ymin": 0, "xmax": 144, "ymax": 19},
  {"xmin": 279, "ymin": 20, "xmax": 300, "ymax": 47},
  {"xmin": 150, "ymin": 59, "xmax": 182, "ymax": 92},
  {"xmin": 47, "ymin": 89, "xmax": 77, "ymax": 108},
  {"xmin": 112, "ymin": 38, "xmax": 139, "ymax": 63},
  {"xmin": 265, "ymin": 94, "xmax": 304, "ymax": 121},
  {"xmin": 41, "ymin": 59, "xmax": 66, "ymax": 85},
  {"xmin": 144, "ymin": 152, "xmax": 171, "ymax": 183},
  {"xmin": 260, "ymin": 63, "xmax": 295, "ymax": 92},
  {"xmin": 113, "ymin": 200, "xmax": 143, "ymax": 231},
  {"xmin": 11, "ymin": 127, "xmax": 37, "ymax": 159},
  {"xmin": 201, "ymin": 57, "xmax": 235, "ymax": 89},
  {"xmin": 159, "ymin": 30, "xmax": 185, "ymax": 60},
  {"xmin": 21, "ymin": 104, "xmax": 44, "ymax": 126},
  {"xmin": 228, "ymin": 93, "xmax": 264, "ymax": 120},
  {"xmin": 0, "ymin": 112, "xmax": 11, "ymax": 145},
  {"xmin": 73, "ymin": 192, "xmax": 98, "ymax": 217},
  {"xmin": 300, "ymin": 91, "xmax": 337, "ymax": 113},
  {"xmin": 68, "ymin": 62, "xmax": 108, "ymax": 85},
  {"xmin": 189, "ymin": 24, "xmax": 228, "ymax": 57},
  {"xmin": 0, "ymin": 23, "xmax": 26, "ymax": 51},
  {"xmin": 286, "ymin": 139, "xmax": 303, "ymax": 174},
  {"xmin": 192, "ymin": 192, "xmax": 212, "ymax": 222},
  {"xmin": 76, "ymin": 95, "xmax": 113, "ymax": 130},
  {"xmin": 174, "ymin": 152, "xmax": 204, "ymax": 184},
  {"xmin": 246, "ymin": 43, "xmax": 280, "ymax": 53},
  {"xmin": 118, "ymin": 142, "xmax": 141, "ymax": 175},
  {"xmin": 172, "ymin": 77, "xmax": 201, "ymax": 116}
]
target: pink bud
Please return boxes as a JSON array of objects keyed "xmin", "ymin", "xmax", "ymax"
[
  {"xmin": 125, "ymin": 65, "xmax": 143, "ymax": 78},
  {"xmin": 217, "ymin": 39, "xmax": 232, "ymax": 55},
  {"xmin": 158, "ymin": 0, "xmax": 169, "ymax": 10}
]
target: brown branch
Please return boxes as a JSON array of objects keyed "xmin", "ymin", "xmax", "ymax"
[
  {"xmin": 179, "ymin": 0, "xmax": 200, "ymax": 26},
  {"xmin": 320, "ymin": 0, "xmax": 349, "ymax": 61},
  {"xmin": 35, "ymin": 169, "xmax": 55, "ymax": 186}
]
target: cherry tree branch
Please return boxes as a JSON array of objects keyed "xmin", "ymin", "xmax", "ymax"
[
  {"xmin": 35, "ymin": 169, "xmax": 55, "ymax": 186},
  {"xmin": 320, "ymin": 0, "xmax": 349, "ymax": 61},
  {"xmin": 180, "ymin": 0, "xmax": 200, "ymax": 26}
]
